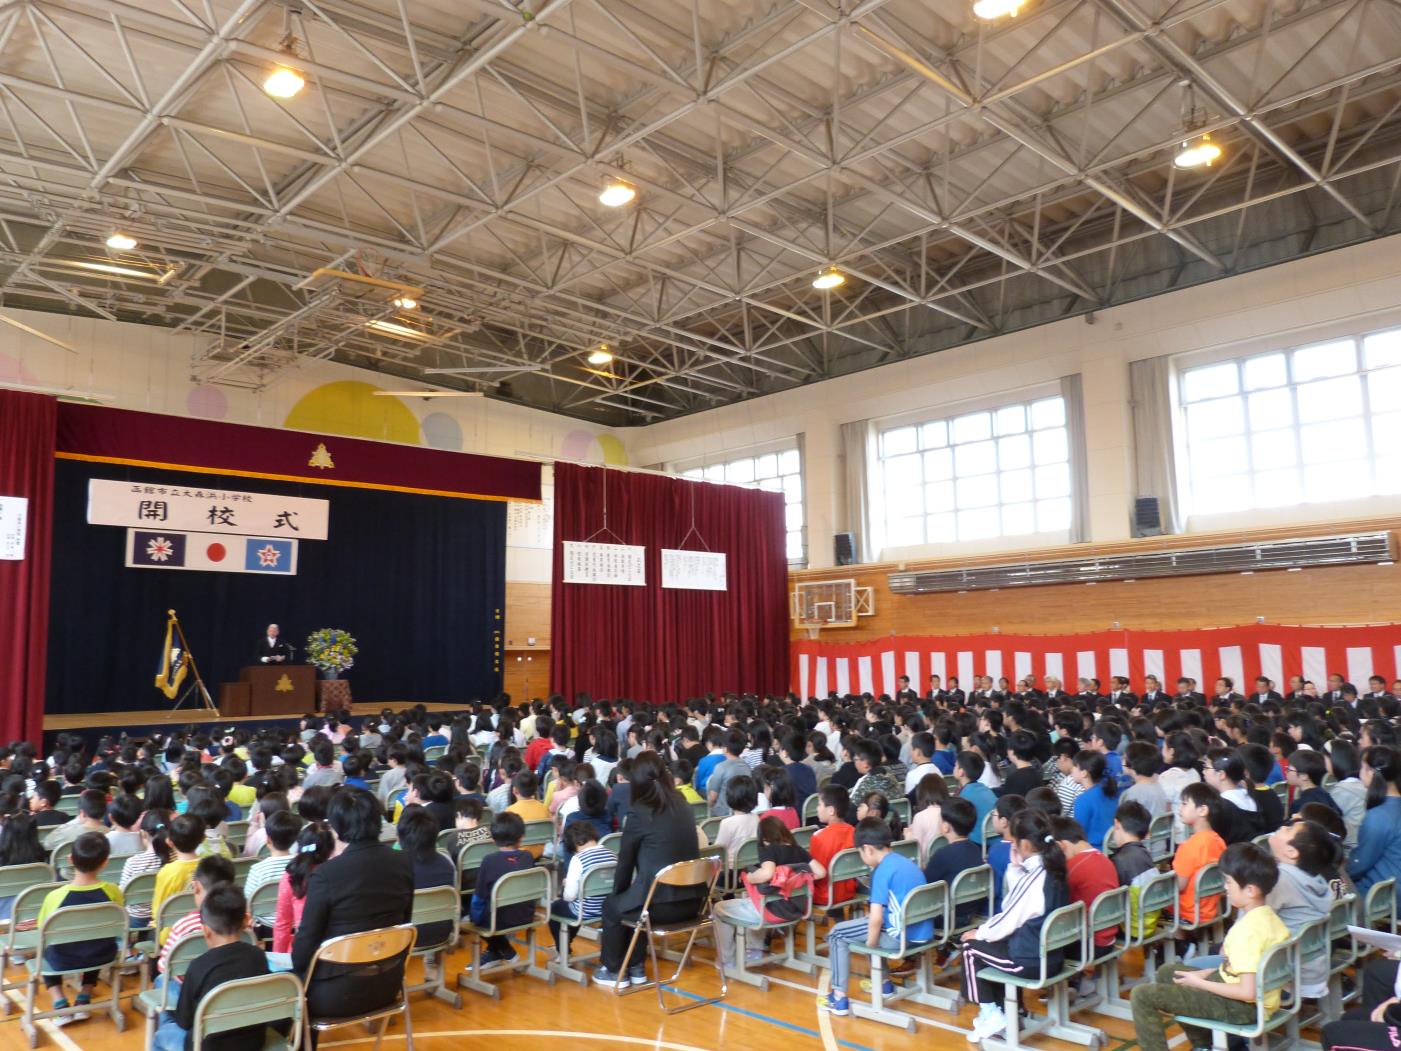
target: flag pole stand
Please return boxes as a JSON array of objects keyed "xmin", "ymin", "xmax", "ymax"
[{"xmin": 169, "ymin": 610, "xmax": 217, "ymax": 715}]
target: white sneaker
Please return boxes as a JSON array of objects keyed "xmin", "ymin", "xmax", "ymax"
[{"xmin": 968, "ymin": 1007, "xmax": 1007, "ymax": 1043}]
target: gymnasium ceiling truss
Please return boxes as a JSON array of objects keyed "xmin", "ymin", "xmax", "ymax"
[{"xmin": 1, "ymin": 0, "xmax": 1400, "ymax": 423}]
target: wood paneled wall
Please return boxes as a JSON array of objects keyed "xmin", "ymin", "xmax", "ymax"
[
  {"xmin": 789, "ymin": 517, "xmax": 1401, "ymax": 641},
  {"xmin": 503, "ymin": 581, "xmax": 551, "ymax": 700}
]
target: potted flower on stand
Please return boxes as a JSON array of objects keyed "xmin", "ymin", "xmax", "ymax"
[{"xmin": 306, "ymin": 628, "xmax": 357, "ymax": 679}]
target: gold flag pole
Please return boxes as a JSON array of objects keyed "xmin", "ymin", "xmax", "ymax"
[{"xmin": 168, "ymin": 609, "xmax": 217, "ymax": 714}]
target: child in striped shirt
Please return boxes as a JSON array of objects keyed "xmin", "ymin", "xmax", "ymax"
[
  {"xmin": 155, "ymin": 855, "xmax": 236, "ymax": 976},
  {"xmin": 545, "ymin": 822, "xmax": 614, "ymax": 954},
  {"xmin": 243, "ymin": 810, "xmax": 301, "ymax": 931}
]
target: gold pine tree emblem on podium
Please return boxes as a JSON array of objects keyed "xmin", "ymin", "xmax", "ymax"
[{"xmin": 274, "ymin": 674, "xmax": 294, "ymax": 692}]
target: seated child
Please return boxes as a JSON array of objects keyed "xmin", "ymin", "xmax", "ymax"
[
  {"xmin": 244, "ymin": 810, "xmax": 300, "ymax": 933},
  {"xmin": 1110, "ymin": 801, "xmax": 1161, "ymax": 940},
  {"xmin": 808, "ymin": 786, "xmax": 857, "ymax": 908},
  {"xmin": 469, "ymin": 812, "xmax": 535, "ymax": 967},
  {"xmin": 714, "ymin": 776, "xmax": 761, "ymax": 866},
  {"xmin": 922, "ymin": 796, "xmax": 983, "ymax": 928},
  {"xmin": 32, "ymin": 831, "xmax": 123, "ymax": 1023},
  {"xmin": 712, "ymin": 816, "xmax": 812, "ymax": 967},
  {"xmin": 546, "ymin": 822, "xmax": 615, "ymax": 954},
  {"xmin": 157, "ymin": 855, "xmax": 236, "ymax": 978},
  {"xmin": 987, "ymin": 795, "xmax": 1026, "ymax": 911},
  {"xmin": 1174, "ymin": 783, "xmax": 1227, "ymax": 939}
]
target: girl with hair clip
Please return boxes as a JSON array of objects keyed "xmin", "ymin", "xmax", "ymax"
[
  {"xmin": 272, "ymin": 820, "xmax": 335, "ymax": 954},
  {"xmin": 960, "ymin": 809, "xmax": 1070, "ymax": 1041},
  {"xmin": 119, "ymin": 809, "xmax": 173, "ymax": 927},
  {"xmin": 856, "ymin": 790, "xmax": 905, "ymax": 840},
  {"xmin": 1347, "ymin": 746, "xmax": 1401, "ymax": 906},
  {"xmin": 1070, "ymin": 750, "xmax": 1121, "ymax": 852}
]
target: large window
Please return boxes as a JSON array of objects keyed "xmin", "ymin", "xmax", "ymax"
[
  {"xmin": 877, "ymin": 395, "xmax": 1072, "ymax": 546},
  {"xmin": 679, "ymin": 445, "xmax": 805, "ymax": 564},
  {"xmin": 1178, "ymin": 329, "xmax": 1401, "ymax": 513}
]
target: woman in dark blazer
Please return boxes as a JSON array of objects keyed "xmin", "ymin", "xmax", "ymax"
[
  {"xmin": 595, "ymin": 751, "xmax": 706, "ymax": 986},
  {"xmin": 291, "ymin": 787, "xmax": 415, "ymax": 1019}
]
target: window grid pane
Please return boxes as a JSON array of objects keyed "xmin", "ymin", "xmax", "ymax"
[
  {"xmin": 878, "ymin": 395, "xmax": 1073, "ymax": 546},
  {"xmin": 1180, "ymin": 331, "xmax": 1398, "ymax": 513},
  {"xmin": 675, "ymin": 444, "xmax": 806, "ymax": 565}
]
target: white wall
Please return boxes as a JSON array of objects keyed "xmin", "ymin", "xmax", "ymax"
[
  {"xmin": 630, "ymin": 234, "xmax": 1401, "ymax": 569},
  {"xmin": 0, "ymin": 307, "xmax": 629, "ymax": 582}
]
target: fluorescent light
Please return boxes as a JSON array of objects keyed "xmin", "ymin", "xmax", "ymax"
[
  {"xmin": 587, "ymin": 344, "xmax": 613, "ymax": 365},
  {"xmin": 393, "ymin": 296, "xmax": 417, "ymax": 310},
  {"xmin": 264, "ymin": 66, "xmax": 305, "ymax": 99},
  {"xmin": 423, "ymin": 365, "xmax": 545, "ymax": 374},
  {"xmin": 48, "ymin": 259, "xmax": 175, "ymax": 282},
  {"xmin": 0, "ymin": 381, "xmax": 114, "ymax": 403},
  {"xmin": 812, "ymin": 267, "xmax": 845, "ymax": 290},
  {"xmin": 365, "ymin": 319, "xmax": 436, "ymax": 341},
  {"xmin": 973, "ymin": 0, "xmax": 1024, "ymax": 18},
  {"xmin": 105, "ymin": 232, "xmax": 137, "ymax": 251},
  {"xmin": 372, "ymin": 390, "xmax": 483, "ymax": 398},
  {"xmin": 598, "ymin": 178, "xmax": 636, "ymax": 207},
  {"xmin": 1174, "ymin": 133, "xmax": 1222, "ymax": 169}
]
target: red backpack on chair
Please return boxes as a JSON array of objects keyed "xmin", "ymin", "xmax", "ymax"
[{"xmin": 742, "ymin": 864, "xmax": 813, "ymax": 923}]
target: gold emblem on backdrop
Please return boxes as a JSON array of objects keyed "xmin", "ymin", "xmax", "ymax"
[{"xmin": 308, "ymin": 443, "xmax": 335, "ymax": 470}]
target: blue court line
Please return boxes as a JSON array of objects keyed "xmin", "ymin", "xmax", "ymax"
[{"xmin": 664, "ymin": 987, "xmax": 878, "ymax": 1051}]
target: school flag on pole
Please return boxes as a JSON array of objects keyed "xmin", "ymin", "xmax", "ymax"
[{"xmin": 154, "ymin": 612, "xmax": 187, "ymax": 700}]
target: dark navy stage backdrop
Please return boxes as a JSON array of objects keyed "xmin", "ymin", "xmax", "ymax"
[{"xmin": 46, "ymin": 460, "xmax": 505, "ymax": 714}]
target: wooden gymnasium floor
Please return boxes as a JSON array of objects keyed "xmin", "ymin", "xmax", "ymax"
[
  {"xmin": 3, "ymin": 935, "xmax": 1201, "ymax": 1051},
  {"xmin": 41, "ymin": 703, "xmax": 465, "ymax": 733}
]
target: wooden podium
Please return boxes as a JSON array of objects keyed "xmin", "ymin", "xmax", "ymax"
[{"xmin": 234, "ymin": 665, "xmax": 317, "ymax": 716}]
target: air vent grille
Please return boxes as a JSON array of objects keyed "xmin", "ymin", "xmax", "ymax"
[{"xmin": 888, "ymin": 532, "xmax": 1394, "ymax": 594}]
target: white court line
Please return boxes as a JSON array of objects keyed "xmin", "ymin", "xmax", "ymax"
[
  {"xmin": 319, "ymin": 1029, "xmax": 716, "ymax": 1050},
  {"xmin": 3, "ymin": 989, "xmax": 86, "ymax": 1051}
]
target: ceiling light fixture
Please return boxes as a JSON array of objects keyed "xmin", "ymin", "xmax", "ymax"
[
  {"xmin": 598, "ymin": 178, "xmax": 636, "ymax": 208},
  {"xmin": 105, "ymin": 232, "xmax": 137, "ymax": 251},
  {"xmin": 812, "ymin": 267, "xmax": 846, "ymax": 290},
  {"xmin": 365, "ymin": 319, "xmax": 436, "ymax": 341},
  {"xmin": 47, "ymin": 259, "xmax": 177, "ymax": 283},
  {"xmin": 263, "ymin": 64, "xmax": 305, "ymax": 99},
  {"xmin": 372, "ymin": 390, "xmax": 483, "ymax": 398},
  {"xmin": 587, "ymin": 344, "xmax": 614, "ymax": 365},
  {"xmin": 972, "ymin": 0, "xmax": 1025, "ymax": 19},
  {"xmin": 1174, "ymin": 132, "xmax": 1222, "ymax": 169},
  {"xmin": 392, "ymin": 296, "xmax": 417, "ymax": 310}
]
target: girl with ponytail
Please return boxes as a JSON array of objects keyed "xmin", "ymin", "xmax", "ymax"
[
  {"xmin": 1348, "ymin": 745, "xmax": 1401, "ymax": 907},
  {"xmin": 1070, "ymin": 749, "xmax": 1120, "ymax": 851},
  {"xmin": 118, "ymin": 808, "xmax": 172, "ymax": 927},
  {"xmin": 960, "ymin": 809, "xmax": 1070, "ymax": 1041},
  {"xmin": 272, "ymin": 820, "xmax": 335, "ymax": 953}
]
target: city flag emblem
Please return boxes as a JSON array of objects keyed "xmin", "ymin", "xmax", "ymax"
[
  {"xmin": 246, "ymin": 538, "xmax": 295, "ymax": 573},
  {"xmin": 133, "ymin": 532, "xmax": 186, "ymax": 567}
]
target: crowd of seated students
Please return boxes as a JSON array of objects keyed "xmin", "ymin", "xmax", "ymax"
[{"xmin": 4, "ymin": 679, "xmax": 1401, "ymax": 1047}]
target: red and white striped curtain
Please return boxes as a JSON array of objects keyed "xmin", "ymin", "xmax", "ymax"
[{"xmin": 791, "ymin": 623, "xmax": 1401, "ymax": 698}]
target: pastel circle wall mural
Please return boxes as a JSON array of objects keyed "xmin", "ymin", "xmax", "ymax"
[
  {"xmin": 284, "ymin": 381, "xmax": 421, "ymax": 444},
  {"xmin": 0, "ymin": 353, "xmax": 39, "ymax": 385},
  {"xmin": 185, "ymin": 384, "xmax": 228, "ymax": 420},
  {"xmin": 421, "ymin": 411, "xmax": 464, "ymax": 451},
  {"xmin": 559, "ymin": 429, "xmax": 627, "ymax": 465}
]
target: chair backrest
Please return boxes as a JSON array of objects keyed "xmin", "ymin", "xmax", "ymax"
[
  {"xmin": 56, "ymin": 795, "xmax": 82, "ymax": 816},
  {"xmin": 0, "ymin": 862, "xmax": 55, "ymax": 901},
  {"xmin": 229, "ymin": 856, "xmax": 258, "ymax": 883},
  {"xmin": 891, "ymin": 839, "xmax": 918, "ymax": 862},
  {"xmin": 1366, "ymin": 878, "xmax": 1398, "ymax": 932},
  {"xmin": 1146, "ymin": 813, "xmax": 1174, "ymax": 861},
  {"xmin": 193, "ymin": 971, "xmax": 303, "ymax": 1051},
  {"xmin": 1039, "ymin": 900, "xmax": 1086, "ymax": 974},
  {"xmin": 980, "ymin": 810, "xmax": 1000, "ymax": 856},
  {"xmin": 1271, "ymin": 782, "xmax": 1289, "ymax": 809},
  {"xmin": 490, "ymin": 867, "xmax": 551, "ymax": 917},
  {"xmin": 1103, "ymin": 826, "xmax": 1120, "ymax": 854},
  {"xmin": 821, "ymin": 847, "xmax": 870, "ymax": 906},
  {"xmin": 1187, "ymin": 862, "xmax": 1226, "ymax": 924},
  {"xmin": 1133, "ymin": 869, "xmax": 1179, "ymax": 942},
  {"xmin": 50, "ymin": 840, "xmax": 76, "ymax": 876},
  {"xmin": 948, "ymin": 865, "xmax": 993, "ymax": 933},
  {"xmin": 1088, "ymin": 886, "xmax": 1129, "ymax": 945},
  {"xmin": 455, "ymin": 841, "xmax": 496, "ymax": 890},
  {"xmin": 890, "ymin": 797, "xmax": 911, "ymax": 825},
  {"xmin": 39, "ymin": 901, "xmax": 127, "ymax": 960},
  {"xmin": 520, "ymin": 820, "xmax": 554, "ymax": 849},
  {"xmin": 599, "ymin": 832, "xmax": 622, "ymax": 855},
  {"xmin": 921, "ymin": 836, "xmax": 947, "ymax": 867},
  {"xmin": 410, "ymin": 886, "xmax": 460, "ymax": 952},
  {"xmin": 424, "ymin": 745, "xmax": 447, "ymax": 763},
  {"xmin": 580, "ymin": 861, "xmax": 616, "ymax": 901},
  {"xmin": 699, "ymin": 817, "xmax": 724, "ymax": 842},
  {"xmin": 801, "ymin": 794, "xmax": 820, "ymax": 824},
  {"xmin": 122, "ymin": 870, "xmax": 158, "ymax": 914},
  {"xmin": 689, "ymin": 800, "xmax": 709, "ymax": 823},
  {"xmin": 309, "ymin": 924, "xmax": 415, "ymax": 970},
  {"xmin": 6, "ymin": 881, "xmax": 64, "ymax": 947},
  {"xmin": 157, "ymin": 890, "xmax": 198, "ymax": 933},
  {"xmin": 652, "ymin": 857, "xmax": 720, "ymax": 892},
  {"xmin": 249, "ymin": 879, "xmax": 281, "ymax": 921},
  {"xmin": 225, "ymin": 821, "xmax": 250, "ymax": 849},
  {"xmin": 792, "ymin": 826, "xmax": 816, "ymax": 850},
  {"xmin": 895, "ymin": 881, "xmax": 945, "ymax": 950},
  {"xmin": 731, "ymin": 838, "xmax": 759, "ymax": 875},
  {"xmin": 436, "ymin": 828, "xmax": 458, "ymax": 853},
  {"xmin": 156, "ymin": 931, "xmax": 212, "ymax": 1009},
  {"xmin": 1252, "ymin": 935, "xmax": 1299, "ymax": 1028},
  {"xmin": 1296, "ymin": 916, "xmax": 1329, "ymax": 972}
]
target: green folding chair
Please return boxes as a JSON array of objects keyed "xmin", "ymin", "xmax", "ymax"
[
  {"xmin": 719, "ymin": 864, "xmax": 815, "ymax": 992},
  {"xmin": 599, "ymin": 832, "xmax": 623, "ymax": 855},
  {"xmin": 457, "ymin": 867, "xmax": 553, "ymax": 998},
  {"xmin": 793, "ymin": 826, "xmax": 817, "ymax": 850},
  {"xmin": 55, "ymin": 796, "xmax": 81, "ymax": 817},
  {"xmin": 1177, "ymin": 861, "xmax": 1230, "ymax": 951},
  {"xmin": 892, "ymin": 839, "xmax": 919, "ymax": 862},
  {"xmin": 851, "ymin": 879, "xmax": 952, "ymax": 1029},
  {"xmin": 192, "ymin": 971, "xmax": 302, "ymax": 1051},
  {"xmin": 436, "ymin": 828, "xmax": 458, "ymax": 854},
  {"xmin": 248, "ymin": 879, "xmax": 282, "ymax": 942},
  {"xmin": 0, "ymin": 880, "xmax": 63, "ymax": 1016},
  {"xmin": 799, "ymin": 846, "xmax": 871, "ymax": 966},
  {"xmin": 920, "ymin": 835, "xmax": 949, "ymax": 868},
  {"xmin": 980, "ymin": 810, "xmax": 1002, "ymax": 859},
  {"xmin": 229, "ymin": 856, "xmax": 258, "ymax": 885},
  {"xmin": 689, "ymin": 800, "xmax": 709, "ymax": 823},
  {"xmin": 1146, "ymin": 813, "xmax": 1174, "ymax": 862},
  {"xmin": 407, "ymin": 885, "xmax": 462, "ymax": 1007},
  {"xmin": 891, "ymin": 797, "xmax": 912, "ymax": 825},
  {"xmin": 455, "ymin": 840, "xmax": 496, "ymax": 896},
  {"xmin": 424, "ymin": 745, "xmax": 448, "ymax": 763},
  {"xmin": 224, "ymin": 820, "xmax": 250, "ymax": 852},
  {"xmin": 1176, "ymin": 934, "xmax": 1300, "ymax": 1050},
  {"xmin": 20, "ymin": 901, "xmax": 129, "ymax": 1045},
  {"xmin": 1364, "ymin": 877, "xmax": 1398, "ymax": 937},
  {"xmin": 0, "ymin": 863, "xmax": 55, "ymax": 936},
  {"xmin": 135, "ymin": 930, "xmax": 207, "ymax": 1045},
  {"xmin": 1075, "ymin": 885, "xmax": 1133, "ymax": 1021},
  {"xmin": 801, "ymin": 794, "xmax": 821, "ymax": 825},
  {"xmin": 699, "ymin": 816, "xmax": 724, "ymax": 842},
  {"xmin": 547, "ymin": 861, "xmax": 617, "ymax": 984}
]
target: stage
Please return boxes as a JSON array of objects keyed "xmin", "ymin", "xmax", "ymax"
[{"xmin": 42, "ymin": 701, "xmax": 469, "ymax": 734}]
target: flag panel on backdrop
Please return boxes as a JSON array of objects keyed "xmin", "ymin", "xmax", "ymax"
[{"xmin": 126, "ymin": 530, "xmax": 298, "ymax": 575}]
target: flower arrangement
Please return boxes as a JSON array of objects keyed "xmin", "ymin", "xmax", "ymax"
[{"xmin": 306, "ymin": 628, "xmax": 357, "ymax": 675}]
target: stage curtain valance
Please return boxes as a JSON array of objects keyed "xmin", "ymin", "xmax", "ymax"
[
  {"xmin": 550, "ymin": 463, "xmax": 790, "ymax": 703},
  {"xmin": 56, "ymin": 404, "xmax": 540, "ymax": 502},
  {"xmin": 0, "ymin": 390, "xmax": 55, "ymax": 744}
]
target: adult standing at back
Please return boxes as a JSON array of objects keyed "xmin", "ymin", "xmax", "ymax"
[
  {"xmin": 594, "ymin": 751, "xmax": 707, "ymax": 988},
  {"xmin": 291, "ymin": 788, "xmax": 415, "ymax": 1019}
]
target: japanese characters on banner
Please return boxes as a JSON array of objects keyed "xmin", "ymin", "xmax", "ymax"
[
  {"xmin": 506, "ymin": 500, "xmax": 553, "ymax": 550},
  {"xmin": 562, "ymin": 541, "xmax": 647, "ymax": 586},
  {"xmin": 791, "ymin": 624, "xmax": 1401, "ymax": 700},
  {"xmin": 0, "ymin": 495, "xmax": 27, "ymax": 560},
  {"xmin": 661, "ymin": 549, "xmax": 728, "ymax": 591},
  {"xmin": 87, "ymin": 479, "xmax": 329, "ymax": 539},
  {"xmin": 125, "ymin": 530, "xmax": 299, "ymax": 575}
]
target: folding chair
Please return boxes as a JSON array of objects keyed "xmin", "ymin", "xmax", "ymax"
[
  {"xmin": 0, "ymin": 863, "xmax": 55, "ymax": 936},
  {"xmin": 975, "ymin": 900, "xmax": 1106, "ymax": 1050},
  {"xmin": 1177, "ymin": 862, "xmax": 1230, "ymax": 952},
  {"xmin": 225, "ymin": 820, "xmax": 250, "ymax": 851},
  {"xmin": 980, "ymin": 810, "xmax": 1001, "ymax": 859},
  {"xmin": 454, "ymin": 840, "xmax": 496, "ymax": 897},
  {"xmin": 920, "ymin": 835, "xmax": 948, "ymax": 868},
  {"xmin": 20, "ymin": 901, "xmax": 128, "ymax": 1046},
  {"xmin": 1285, "ymin": 916, "xmax": 1334, "ymax": 1048},
  {"xmin": 721, "ymin": 838, "xmax": 759, "ymax": 897},
  {"xmin": 192, "ymin": 971, "xmax": 302, "ymax": 1051},
  {"xmin": 800, "ymin": 847, "xmax": 870, "ymax": 965},
  {"xmin": 891, "ymin": 797, "xmax": 911, "ymax": 826},
  {"xmin": 548, "ymin": 861, "xmax": 616, "ymax": 984},
  {"xmin": 1330, "ymin": 894, "xmax": 1359, "ymax": 1010},
  {"xmin": 134, "ymin": 889, "xmax": 198, "ymax": 987},
  {"xmin": 134, "ymin": 930, "xmax": 206, "ymax": 1046},
  {"xmin": 599, "ymin": 832, "xmax": 623, "ymax": 855},
  {"xmin": 1364, "ymin": 877, "xmax": 1398, "ymax": 938},
  {"xmin": 457, "ymin": 867, "xmax": 553, "ymax": 998},
  {"xmin": 1109, "ymin": 869, "xmax": 1177, "ymax": 1007},
  {"xmin": 928, "ymin": 864, "xmax": 993, "ymax": 989},
  {"xmin": 436, "ymin": 828, "xmax": 458, "ymax": 854},
  {"xmin": 801, "ymin": 794, "xmax": 821, "ymax": 826},
  {"xmin": 720, "ymin": 869, "xmax": 816, "ymax": 991},
  {"xmin": 248, "ymin": 880, "xmax": 281, "ymax": 943},
  {"xmin": 1271, "ymin": 782, "xmax": 1290, "ymax": 811},
  {"xmin": 120, "ymin": 870, "xmax": 158, "ymax": 939},
  {"xmin": 1174, "ymin": 934, "xmax": 1300, "ymax": 1051},
  {"xmin": 424, "ymin": 745, "xmax": 447, "ymax": 763},
  {"xmin": 55, "ymin": 797, "xmax": 81, "ymax": 817},
  {"xmin": 0, "ymin": 880, "xmax": 63, "ymax": 1017},
  {"xmin": 892, "ymin": 839, "xmax": 919, "ymax": 863},
  {"xmin": 613, "ymin": 856, "xmax": 726, "ymax": 1014},
  {"xmin": 407, "ymin": 885, "xmax": 462, "ymax": 1007},
  {"xmin": 1146, "ymin": 813, "xmax": 1174, "ymax": 862},
  {"xmin": 1073, "ymin": 886, "xmax": 1131, "ymax": 1020},
  {"xmin": 689, "ymin": 800, "xmax": 709, "ymax": 823},
  {"xmin": 699, "ymin": 816, "xmax": 724, "ymax": 842},
  {"xmin": 793, "ymin": 826, "xmax": 817, "ymax": 850},
  {"xmin": 851, "ymin": 880, "xmax": 952, "ymax": 1030},
  {"xmin": 303, "ymin": 924, "xmax": 415, "ymax": 1051},
  {"xmin": 229, "ymin": 856, "xmax": 258, "ymax": 885}
]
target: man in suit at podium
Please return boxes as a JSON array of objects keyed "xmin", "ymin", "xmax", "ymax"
[{"xmin": 256, "ymin": 623, "xmax": 292, "ymax": 664}]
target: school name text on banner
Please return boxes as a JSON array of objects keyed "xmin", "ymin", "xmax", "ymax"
[{"xmin": 88, "ymin": 478, "xmax": 329, "ymax": 539}]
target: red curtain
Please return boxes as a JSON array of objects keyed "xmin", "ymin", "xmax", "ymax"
[
  {"xmin": 549, "ymin": 463, "xmax": 789, "ymax": 703},
  {"xmin": 0, "ymin": 391, "xmax": 55, "ymax": 744}
]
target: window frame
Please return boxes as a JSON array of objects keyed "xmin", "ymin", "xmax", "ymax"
[{"xmin": 671, "ymin": 436, "xmax": 807, "ymax": 566}]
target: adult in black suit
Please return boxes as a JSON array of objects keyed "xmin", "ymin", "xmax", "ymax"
[
  {"xmin": 597, "ymin": 751, "xmax": 706, "ymax": 984},
  {"xmin": 292, "ymin": 788, "xmax": 414, "ymax": 1019},
  {"xmin": 1139, "ymin": 675, "xmax": 1170, "ymax": 708},
  {"xmin": 894, "ymin": 676, "xmax": 918, "ymax": 704},
  {"xmin": 1249, "ymin": 677, "xmax": 1284, "ymax": 704},
  {"xmin": 255, "ymin": 623, "xmax": 293, "ymax": 664},
  {"xmin": 944, "ymin": 678, "xmax": 966, "ymax": 705}
]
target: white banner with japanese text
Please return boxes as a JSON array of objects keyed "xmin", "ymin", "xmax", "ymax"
[
  {"xmin": 660, "ymin": 549, "xmax": 727, "ymax": 591},
  {"xmin": 87, "ymin": 479, "xmax": 329, "ymax": 539},
  {"xmin": 0, "ymin": 495, "xmax": 27, "ymax": 560},
  {"xmin": 562, "ymin": 540, "xmax": 646, "ymax": 586}
]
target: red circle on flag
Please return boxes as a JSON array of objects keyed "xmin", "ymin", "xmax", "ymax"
[{"xmin": 206, "ymin": 542, "xmax": 226, "ymax": 562}]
